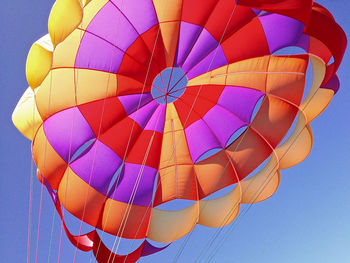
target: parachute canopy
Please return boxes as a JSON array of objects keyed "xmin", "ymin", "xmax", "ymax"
[{"xmin": 13, "ymin": 0, "xmax": 346, "ymax": 262}]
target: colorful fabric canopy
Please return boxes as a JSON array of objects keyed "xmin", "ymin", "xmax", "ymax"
[{"xmin": 13, "ymin": 0, "xmax": 346, "ymax": 262}]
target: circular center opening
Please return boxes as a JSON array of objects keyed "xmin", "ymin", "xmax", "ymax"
[{"xmin": 151, "ymin": 67, "xmax": 188, "ymax": 104}]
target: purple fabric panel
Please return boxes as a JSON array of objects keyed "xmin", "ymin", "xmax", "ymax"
[
  {"xmin": 109, "ymin": 163, "xmax": 157, "ymax": 206},
  {"xmin": 321, "ymin": 75, "xmax": 340, "ymax": 94},
  {"xmin": 144, "ymin": 104, "xmax": 166, "ymax": 133},
  {"xmin": 118, "ymin": 93, "xmax": 153, "ymax": 115},
  {"xmin": 185, "ymin": 119, "xmax": 221, "ymax": 162},
  {"xmin": 44, "ymin": 107, "xmax": 95, "ymax": 162},
  {"xmin": 175, "ymin": 22, "xmax": 202, "ymax": 67},
  {"xmin": 186, "ymin": 46, "xmax": 228, "ymax": 79},
  {"xmin": 129, "ymin": 100, "xmax": 159, "ymax": 129},
  {"xmin": 86, "ymin": 2, "xmax": 139, "ymax": 52},
  {"xmin": 181, "ymin": 28, "xmax": 218, "ymax": 74},
  {"xmin": 75, "ymin": 32, "xmax": 124, "ymax": 73},
  {"xmin": 259, "ymin": 14, "xmax": 304, "ymax": 53},
  {"xmin": 141, "ymin": 241, "xmax": 171, "ymax": 257},
  {"xmin": 218, "ymin": 86, "xmax": 264, "ymax": 123},
  {"xmin": 296, "ymin": 34, "xmax": 310, "ymax": 53},
  {"xmin": 70, "ymin": 140, "xmax": 122, "ymax": 195},
  {"xmin": 111, "ymin": 0, "xmax": 158, "ymax": 34},
  {"xmin": 203, "ymin": 105, "xmax": 246, "ymax": 147}
]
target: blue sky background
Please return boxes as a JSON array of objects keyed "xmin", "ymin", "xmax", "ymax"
[{"xmin": 0, "ymin": 1, "xmax": 349, "ymax": 262}]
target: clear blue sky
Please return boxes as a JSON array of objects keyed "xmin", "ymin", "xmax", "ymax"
[{"xmin": 0, "ymin": 1, "xmax": 349, "ymax": 262}]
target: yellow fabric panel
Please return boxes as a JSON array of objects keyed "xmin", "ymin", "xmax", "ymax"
[
  {"xmin": 35, "ymin": 68, "xmax": 76, "ymax": 120},
  {"xmin": 52, "ymin": 30, "xmax": 83, "ymax": 68},
  {"xmin": 160, "ymin": 103, "xmax": 193, "ymax": 169},
  {"xmin": 58, "ymin": 168, "xmax": 105, "ymax": 227},
  {"xmin": 76, "ymin": 69, "xmax": 117, "ymax": 105},
  {"xmin": 48, "ymin": 0, "xmax": 83, "ymax": 47},
  {"xmin": 26, "ymin": 41, "xmax": 53, "ymax": 89},
  {"xmin": 32, "ymin": 125, "xmax": 67, "ymax": 190},
  {"xmin": 148, "ymin": 202, "xmax": 199, "ymax": 243},
  {"xmin": 80, "ymin": 0, "xmax": 108, "ymax": 29},
  {"xmin": 276, "ymin": 115, "xmax": 313, "ymax": 170},
  {"xmin": 12, "ymin": 87, "xmax": 43, "ymax": 140},
  {"xmin": 153, "ymin": 0, "xmax": 182, "ymax": 66},
  {"xmin": 79, "ymin": 0, "xmax": 92, "ymax": 7},
  {"xmin": 301, "ymin": 88, "xmax": 333, "ymax": 122},
  {"xmin": 198, "ymin": 187, "xmax": 241, "ymax": 228},
  {"xmin": 240, "ymin": 154, "xmax": 280, "ymax": 204}
]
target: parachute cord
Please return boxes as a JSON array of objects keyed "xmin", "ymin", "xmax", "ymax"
[
  {"xmin": 194, "ymin": 57, "xmax": 285, "ymax": 263},
  {"xmin": 27, "ymin": 90, "xmax": 36, "ymax": 263},
  {"xmin": 205, "ymin": 63, "xmax": 319, "ymax": 263},
  {"xmin": 47, "ymin": 206, "xmax": 56, "ymax": 263},
  {"xmin": 106, "ymin": 25, "xmax": 162, "ymax": 263},
  {"xmin": 71, "ymin": 6, "xmax": 107, "ymax": 261},
  {"xmin": 27, "ymin": 157, "xmax": 34, "ymax": 263},
  {"xmin": 34, "ymin": 59, "xmax": 55, "ymax": 263},
  {"xmin": 169, "ymin": 2, "xmax": 239, "ymax": 262},
  {"xmin": 34, "ymin": 182, "xmax": 45, "ymax": 263}
]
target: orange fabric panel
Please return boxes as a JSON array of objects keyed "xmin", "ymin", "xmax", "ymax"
[
  {"xmin": 33, "ymin": 125, "xmax": 67, "ymax": 190},
  {"xmin": 266, "ymin": 55, "xmax": 308, "ymax": 105},
  {"xmin": 155, "ymin": 103, "xmax": 196, "ymax": 205},
  {"xmin": 160, "ymin": 103, "xmax": 193, "ymax": 168},
  {"xmin": 153, "ymin": 0, "xmax": 182, "ymax": 66},
  {"xmin": 147, "ymin": 203, "xmax": 199, "ymax": 243},
  {"xmin": 195, "ymin": 151, "xmax": 237, "ymax": 199},
  {"xmin": 58, "ymin": 168, "xmax": 106, "ymax": 228},
  {"xmin": 154, "ymin": 164, "xmax": 198, "ymax": 206},
  {"xmin": 226, "ymin": 128, "xmax": 271, "ymax": 180},
  {"xmin": 159, "ymin": 22, "xmax": 181, "ymax": 66},
  {"xmin": 198, "ymin": 187, "xmax": 241, "ymax": 227},
  {"xmin": 35, "ymin": 68, "xmax": 76, "ymax": 120},
  {"xmin": 101, "ymin": 199, "xmax": 151, "ymax": 239},
  {"xmin": 251, "ymin": 96, "xmax": 298, "ymax": 148}
]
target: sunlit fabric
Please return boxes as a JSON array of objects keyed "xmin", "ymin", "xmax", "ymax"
[{"xmin": 12, "ymin": 0, "xmax": 346, "ymax": 262}]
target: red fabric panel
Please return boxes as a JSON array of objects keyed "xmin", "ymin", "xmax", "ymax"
[
  {"xmin": 100, "ymin": 117, "xmax": 143, "ymax": 157},
  {"xmin": 116, "ymin": 75, "xmax": 149, "ymax": 96},
  {"xmin": 205, "ymin": 1, "xmax": 256, "ymax": 42},
  {"xmin": 41, "ymin": 176, "xmax": 168, "ymax": 262},
  {"xmin": 174, "ymin": 85, "xmax": 225, "ymax": 128},
  {"xmin": 181, "ymin": 0, "xmax": 218, "ymax": 26},
  {"xmin": 304, "ymin": 5, "xmax": 347, "ymax": 84},
  {"xmin": 221, "ymin": 17, "xmax": 269, "ymax": 64},
  {"xmin": 78, "ymin": 97, "xmax": 126, "ymax": 135},
  {"xmin": 238, "ymin": 0, "xmax": 313, "ymax": 25},
  {"xmin": 308, "ymin": 36, "xmax": 332, "ymax": 65},
  {"xmin": 126, "ymin": 130, "xmax": 163, "ymax": 168},
  {"xmin": 119, "ymin": 25, "xmax": 166, "ymax": 86}
]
